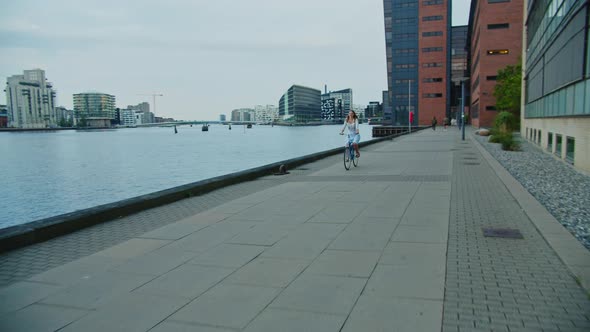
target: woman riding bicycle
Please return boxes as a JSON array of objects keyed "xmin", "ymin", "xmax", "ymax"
[{"xmin": 340, "ymin": 110, "xmax": 360, "ymax": 158}]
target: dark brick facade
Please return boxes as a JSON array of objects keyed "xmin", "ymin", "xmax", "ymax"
[{"xmin": 468, "ymin": 0, "xmax": 524, "ymax": 128}]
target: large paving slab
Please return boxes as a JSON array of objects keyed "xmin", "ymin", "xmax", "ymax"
[
  {"xmin": 269, "ymin": 273, "xmax": 367, "ymax": 315},
  {"xmin": 169, "ymin": 283, "xmax": 280, "ymax": 330}
]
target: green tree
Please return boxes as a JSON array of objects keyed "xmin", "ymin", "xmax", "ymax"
[{"xmin": 493, "ymin": 61, "xmax": 522, "ymax": 114}]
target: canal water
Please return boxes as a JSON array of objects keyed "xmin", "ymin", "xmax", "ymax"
[{"xmin": 0, "ymin": 124, "xmax": 373, "ymax": 229}]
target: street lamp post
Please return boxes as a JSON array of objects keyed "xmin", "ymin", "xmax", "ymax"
[{"xmin": 461, "ymin": 80, "xmax": 465, "ymax": 141}]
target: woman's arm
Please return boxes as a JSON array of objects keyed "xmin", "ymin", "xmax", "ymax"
[
  {"xmin": 355, "ymin": 119, "xmax": 359, "ymax": 134},
  {"xmin": 341, "ymin": 121, "xmax": 347, "ymax": 133}
]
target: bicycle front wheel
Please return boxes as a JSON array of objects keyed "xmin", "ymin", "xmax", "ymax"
[
  {"xmin": 353, "ymin": 154, "xmax": 358, "ymax": 167},
  {"xmin": 344, "ymin": 147, "xmax": 352, "ymax": 170}
]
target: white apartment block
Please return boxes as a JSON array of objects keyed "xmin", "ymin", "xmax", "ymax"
[
  {"xmin": 5, "ymin": 69, "xmax": 57, "ymax": 128},
  {"xmin": 119, "ymin": 109, "xmax": 136, "ymax": 126},
  {"xmin": 231, "ymin": 108, "xmax": 255, "ymax": 122},
  {"xmin": 254, "ymin": 105, "xmax": 279, "ymax": 124}
]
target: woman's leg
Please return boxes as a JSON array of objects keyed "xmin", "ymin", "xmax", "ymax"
[{"xmin": 353, "ymin": 135, "xmax": 360, "ymax": 157}]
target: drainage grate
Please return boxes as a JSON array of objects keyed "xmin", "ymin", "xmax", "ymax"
[
  {"xmin": 463, "ymin": 162, "xmax": 481, "ymax": 165},
  {"xmin": 482, "ymin": 228, "xmax": 523, "ymax": 239},
  {"xmin": 463, "ymin": 157, "xmax": 478, "ymax": 160}
]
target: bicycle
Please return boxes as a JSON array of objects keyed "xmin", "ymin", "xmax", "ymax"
[{"xmin": 341, "ymin": 134, "xmax": 359, "ymax": 170}]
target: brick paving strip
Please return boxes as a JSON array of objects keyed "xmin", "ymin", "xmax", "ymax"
[
  {"xmin": 442, "ymin": 133, "xmax": 590, "ymax": 332},
  {"xmin": 0, "ymin": 129, "xmax": 588, "ymax": 331}
]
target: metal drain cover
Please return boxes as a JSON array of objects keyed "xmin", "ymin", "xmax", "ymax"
[
  {"xmin": 463, "ymin": 157, "xmax": 478, "ymax": 160},
  {"xmin": 483, "ymin": 228, "xmax": 523, "ymax": 239},
  {"xmin": 463, "ymin": 162, "xmax": 481, "ymax": 165}
]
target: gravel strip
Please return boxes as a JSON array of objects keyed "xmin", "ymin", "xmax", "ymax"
[{"xmin": 474, "ymin": 133, "xmax": 590, "ymax": 250}]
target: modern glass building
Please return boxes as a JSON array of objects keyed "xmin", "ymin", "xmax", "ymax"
[
  {"xmin": 522, "ymin": 0, "xmax": 590, "ymax": 172},
  {"xmin": 73, "ymin": 92, "xmax": 116, "ymax": 127},
  {"xmin": 383, "ymin": 0, "xmax": 451, "ymax": 125},
  {"xmin": 450, "ymin": 26, "xmax": 470, "ymax": 121},
  {"xmin": 278, "ymin": 85, "xmax": 321, "ymax": 122}
]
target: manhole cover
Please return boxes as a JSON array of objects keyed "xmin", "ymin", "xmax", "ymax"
[
  {"xmin": 482, "ymin": 228, "xmax": 523, "ymax": 239},
  {"xmin": 463, "ymin": 162, "xmax": 480, "ymax": 165}
]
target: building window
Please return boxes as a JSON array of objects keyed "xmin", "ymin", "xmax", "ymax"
[
  {"xmin": 395, "ymin": 64, "xmax": 417, "ymax": 69},
  {"xmin": 486, "ymin": 76, "xmax": 497, "ymax": 81},
  {"xmin": 555, "ymin": 134, "xmax": 562, "ymax": 157},
  {"xmin": 394, "ymin": 2, "xmax": 417, "ymax": 8},
  {"xmin": 423, "ymin": 93, "xmax": 443, "ymax": 98},
  {"xmin": 394, "ymin": 18, "xmax": 417, "ymax": 24},
  {"xmin": 394, "ymin": 48, "xmax": 417, "ymax": 54},
  {"xmin": 487, "ymin": 49, "xmax": 509, "ymax": 55},
  {"xmin": 566, "ymin": 137, "xmax": 575, "ymax": 164},
  {"xmin": 423, "ymin": 0, "xmax": 443, "ymax": 4},
  {"xmin": 395, "ymin": 79, "xmax": 416, "ymax": 84},
  {"xmin": 423, "ymin": 78, "xmax": 443, "ymax": 82},
  {"xmin": 422, "ymin": 47, "xmax": 443, "ymax": 52},
  {"xmin": 485, "ymin": 105, "xmax": 497, "ymax": 111},
  {"xmin": 488, "ymin": 0, "xmax": 510, "ymax": 3},
  {"xmin": 423, "ymin": 15, "xmax": 443, "ymax": 21},
  {"xmin": 547, "ymin": 132, "xmax": 553, "ymax": 152},
  {"xmin": 394, "ymin": 33, "xmax": 418, "ymax": 40},
  {"xmin": 488, "ymin": 23, "xmax": 509, "ymax": 29},
  {"xmin": 422, "ymin": 62, "xmax": 443, "ymax": 67},
  {"xmin": 423, "ymin": 31, "xmax": 443, "ymax": 37}
]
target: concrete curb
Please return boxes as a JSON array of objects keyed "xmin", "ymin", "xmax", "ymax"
[
  {"xmin": 470, "ymin": 132, "xmax": 590, "ymax": 293},
  {"xmin": 0, "ymin": 130, "xmax": 419, "ymax": 253}
]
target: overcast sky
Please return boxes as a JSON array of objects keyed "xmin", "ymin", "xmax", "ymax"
[{"xmin": 0, "ymin": 0, "xmax": 470, "ymax": 120}]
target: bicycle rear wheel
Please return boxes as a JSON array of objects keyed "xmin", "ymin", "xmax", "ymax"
[{"xmin": 344, "ymin": 147, "xmax": 352, "ymax": 170}]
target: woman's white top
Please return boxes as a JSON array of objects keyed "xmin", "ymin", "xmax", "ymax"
[{"xmin": 342, "ymin": 119, "xmax": 359, "ymax": 136}]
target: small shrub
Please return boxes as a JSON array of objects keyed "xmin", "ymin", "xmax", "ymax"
[
  {"xmin": 499, "ymin": 133, "xmax": 520, "ymax": 151},
  {"xmin": 494, "ymin": 111, "xmax": 519, "ymax": 134}
]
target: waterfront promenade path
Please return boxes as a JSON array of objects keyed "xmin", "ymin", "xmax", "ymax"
[{"xmin": 1, "ymin": 129, "xmax": 589, "ymax": 331}]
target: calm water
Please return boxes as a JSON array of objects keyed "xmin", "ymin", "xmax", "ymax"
[{"xmin": 0, "ymin": 124, "xmax": 373, "ymax": 229}]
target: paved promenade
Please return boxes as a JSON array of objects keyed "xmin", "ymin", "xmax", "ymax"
[{"xmin": 1, "ymin": 129, "xmax": 589, "ymax": 331}]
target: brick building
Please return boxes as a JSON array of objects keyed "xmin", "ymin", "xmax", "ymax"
[
  {"xmin": 383, "ymin": 0, "xmax": 451, "ymax": 126},
  {"xmin": 467, "ymin": 0, "xmax": 524, "ymax": 128}
]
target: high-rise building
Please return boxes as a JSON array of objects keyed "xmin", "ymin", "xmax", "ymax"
[
  {"xmin": 321, "ymin": 88, "xmax": 353, "ymax": 121},
  {"xmin": 278, "ymin": 85, "xmax": 321, "ymax": 122},
  {"xmin": 467, "ymin": 0, "xmax": 524, "ymax": 128},
  {"xmin": 522, "ymin": 0, "xmax": 590, "ymax": 172},
  {"xmin": 450, "ymin": 26, "xmax": 470, "ymax": 122},
  {"xmin": 383, "ymin": 0, "xmax": 451, "ymax": 125},
  {"xmin": 73, "ymin": 92, "xmax": 116, "ymax": 128},
  {"xmin": 5, "ymin": 69, "xmax": 57, "ymax": 128}
]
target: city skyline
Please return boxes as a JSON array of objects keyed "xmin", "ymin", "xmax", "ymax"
[{"xmin": 0, "ymin": 0, "xmax": 471, "ymax": 120}]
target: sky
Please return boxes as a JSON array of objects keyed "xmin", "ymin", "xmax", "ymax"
[{"xmin": 0, "ymin": 0, "xmax": 471, "ymax": 121}]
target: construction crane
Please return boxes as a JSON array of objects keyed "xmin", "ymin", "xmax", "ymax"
[{"xmin": 137, "ymin": 93, "xmax": 163, "ymax": 118}]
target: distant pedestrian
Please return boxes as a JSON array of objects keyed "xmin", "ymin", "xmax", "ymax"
[
  {"xmin": 443, "ymin": 117, "xmax": 448, "ymax": 131},
  {"xmin": 432, "ymin": 117, "xmax": 437, "ymax": 131}
]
